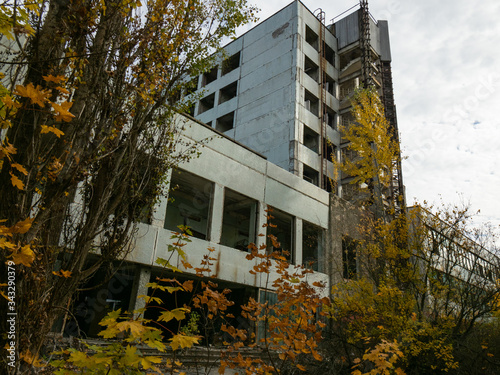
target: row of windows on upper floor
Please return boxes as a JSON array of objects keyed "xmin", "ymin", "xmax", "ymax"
[
  {"xmin": 163, "ymin": 169, "xmax": 324, "ymax": 272},
  {"xmin": 305, "ymin": 25, "xmax": 336, "ymax": 67}
]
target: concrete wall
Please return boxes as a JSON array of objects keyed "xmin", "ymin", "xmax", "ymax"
[
  {"xmin": 192, "ymin": 0, "xmax": 342, "ymax": 190},
  {"xmin": 127, "ymin": 115, "xmax": 330, "ymax": 292}
]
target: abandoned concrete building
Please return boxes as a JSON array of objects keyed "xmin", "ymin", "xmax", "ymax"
[{"xmin": 66, "ymin": 0, "xmax": 406, "ymax": 338}]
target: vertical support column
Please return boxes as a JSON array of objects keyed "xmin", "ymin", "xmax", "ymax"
[
  {"xmin": 151, "ymin": 169, "xmax": 172, "ymax": 228},
  {"xmin": 256, "ymin": 201, "xmax": 268, "ymax": 252},
  {"xmin": 209, "ymin": 183, "xmax": 225, "ymax": 243},
  {"xmin": 294, "ymin": 218, "xmax": 303, "ymax": 266},
  {"xmin": 128, "ymin": 266, "xmax": 151, "ymax": 316}
]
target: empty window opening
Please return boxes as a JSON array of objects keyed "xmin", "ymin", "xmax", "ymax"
[
  {"xmin": 219, "ymin": 81, "xmax": 238, "ymax": 104},
  {"xmin": 303, "ymin": 125, "xmax": 319, "ymax": 153},
  {"xmin": 186, "ymin": 103, "xmax": 195, "ymax": 117},
  {"xmin": 267, "ymin": 208, "xmax": 294, "ymax": 262},
  {"xmin": 220, "ymin": 189, "xmax": 258, "ymax": 251},
  {"xmin": 205, "ymin": 121, "xmax": 212, "ymax": 128},
  {"xmin": 303, "ymin": 164, "xmax": 319, "ymax": 186},
  {"xmin": 202, "ymin": 66, "xmax": 218, "ymax": 87},
  {"xmin": 304, "ymin": 90, "xmax": 319, "ymax": 117},
  {"xmin": 340, "ymin": 78, "xmax": 359, "ymax": 100},
  {"xmin": 216, "ymin": 111, "xmax": 235, "ymax": 132},
  {"xmin": 323, "ymin": 140, "xmax": 336, "ymax": 161},
  {"xmin": 324, "ymin": 106, "xmax": 336, "ymax": 129},
  {"xmin": 185, "ymin": 77, "xmax": 199, "ymax": 96},
  {"xmin": 322, "ymin": 44, "xmax": 335, "ymax": 66},
  {"xmin": 165, "ymin": 170, "xmax": 213, "ymax": 240},
  {"xmin": 222, "ymin": 52, "xmax": 241, "ymax": 75},
  {"xmin": 305, "ymin": 25, "xmax": 319, "ymax": 51},
  {"xmin": 303, "ymin": 221, "xmax": 322, "ymax": 271},
  {"xmin": 198, "ymin": 93, "xmax": 215, "ymax": 114},
  {"xmin": 339, "ymin": 49, "xmax": 362, "ymax": 70},
  {"xmin": 304, "ymin": 55, "xmax": 319, "ymax": 82},
  {"xmin": 323, "ymin": 73, "xmax": 335, "ymax": 96},
  {"xmin": 342, "ymin": 236, "xmax": 357, "ymax": 279},
  {"xmin": 323, "ymin": 175, "xmax": 334, "ymax": 193}
]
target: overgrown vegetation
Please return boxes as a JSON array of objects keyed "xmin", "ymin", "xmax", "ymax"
[{"xmin": 0, "ymin": 0, "xmax": 256, "ymax": 372}]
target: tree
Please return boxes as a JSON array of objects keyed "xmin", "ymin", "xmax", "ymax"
[
  {"xmin": 325, "ymin": 88, "xmax": 500, "ymax": 374},
  {"xmin": 0, "ymin": 0, "xmax": 257, "ymax": 371},
  {"xmin": 336, "ymin": 86, "xmax": 400, "ymax": 220},
  {"xmin": 320, "ymin": 202, "xmax": 500, "ymax": 375}
]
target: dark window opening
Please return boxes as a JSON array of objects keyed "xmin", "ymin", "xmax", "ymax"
[
  {"xmin": 323, "ymin": 175, "xmax": 334, "ymax": 193},
  {"xmin": 185, "ymin": 77, "xmax": 199, "ymax": 96},
  {"xmin": 322, "ymin": 44, "xmax": 335, "ymax": 66},
  {"xmin": 303, "ymin": 125, "xmax": 319, "ymax": 153},
  {"xmin": 186, "ymin": 103, "xmax": 195, "ymax": 117},
  {"xmin": 323, "ymin": 106, "xmax": 336, "ymax": 129},
  {"xmin": 303, "ymin": 221, "xmax": 322, "ymax": 271},
  {"xmin": 267, "ymin": 208, "xmax": 294, "ymax": 262},
  {"xmin": 339, "ymin": 49, "xmax": 362, "ymax": 70},
  {"xmin": 342, "ymin": 236, "xmax": 357, "ymax": 279},
  {"xmin": 305, "ymin": 25, "xmax": 319, "ymax": 51},
  {"xmin": 165, "ymin": 170, "xmax": 213, "ymax": 240},
  {"xmin": 323, "ymin": 140, "xmax": 336, "ymax": 161},
  {"xmin": 216, "ymin": 111, "xmax": 235, "ymax": 132},
  {"xmin": 167, "ymin": 88, "xmax": 182, "ymax": 105},
  {"xmin": 323, "ymin": 73, "xmax": 335, "ymax": 96},
  {"xmin": 198, "ymin": 93, "xmax": 215, "ymax": 114},
  {"xmin": 340, "ymin": 79, "xmax": 357, "ymax": 100},
  {"xmin": 303, "ymin": 164, "xmax": 319, "ymax": 186},
  {"xmin": 304, "ymin": 90, "xmax": 319, "ymax": 117},
  {"xmin": 222, "ymin": 52, "xmax": 240, "ymax": 75},
  {"xmin": 219, "ymin": 81, "xmax": 238, "ymax": 104},
  {"xmin": 202, "ymin": 66, "xmax": 218, "ymax": 87},
  {"xmin": 205, "ymin": 121, "xmax": 212, "ymax": 128},
  {"xmin": 304, "ymin": 55, "xmax": 319, "ymax": 82},
  {"xmin": 220, "ymin": 189, "xmax": 258, "ymax": 251}
]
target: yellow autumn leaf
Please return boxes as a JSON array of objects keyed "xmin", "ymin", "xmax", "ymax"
[
  {"xmin": 11, "ymin": 245, "xmax": 35, "ymax": 267},
  {"xmin": 14, "ymin": 83, "xmax": 49, "ymax": 107},
  {"xmin": 60, "ymin": 269, "xmax": 72, "ymax": 278},
  {"xmin": 11, "ymin": 163, "xmax": 28, "ymax": 175},
  {"xmin": 116, "ymin": 320, "xmax": 146, "ymax": 337},
  {"xmin": 169, "ymin": 334, "xmax": 200, "ymax": 351},
  {"xmin": 141, "ymin": 355, "xmax": 162, "ymax": 370},
  {"xmin": 20, "ymin": 349, "xmax": 45, "ymax": 367},
  {"xmin": 11, "ymin": 217, "xmax": 33, "ymax": 234},
  {"xmin": 43, "ymin": 75, "xmax": 67, "ymax": 84},
  {"xmin": 10, "ymin": 172, "xmax": 24, "ymax": 189},
  {"xmin": 158, "ymin": 308, "xmax": 188, "ymax": 323},
  {"xmin": 51, "ymin": 101, "xmax": 75, "ymax": 122},
  {"xmin": 40, "ymin": 125, "xmax": 65, "ymax": 138},
  {"xmin": 0, "ymin": 237, "xmax": 16, "ymax": 250}
]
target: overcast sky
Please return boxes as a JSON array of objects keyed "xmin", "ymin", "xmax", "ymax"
[{"xmin": 243, "ymin": 0, "xmax": 500, "ymax": 239}]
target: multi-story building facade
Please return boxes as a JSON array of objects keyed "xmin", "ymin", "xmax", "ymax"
[
  {"xmin": 64, "ymin": 1, "xmax": 409, "ymax": 339},
  {"xmin": 188, "ymin": 0, "xmax": 404, "ymax": 211}
]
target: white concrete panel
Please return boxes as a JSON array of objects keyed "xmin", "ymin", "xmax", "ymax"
[
  {"xmin": 240, "ymin": 3, "xmax": 297, "ymax": 47},
  {"xmin": 239, "ymin": 69, "xmax": 294, "ymax": 108},
  {"xmin": 178, "ymin": 147, "xmax": 266, "ymax": 202},
  {"xmin": 303, "ymin": 73, "xmax": 320, "ymax": 97},
  {"xmin": 298, "ymin": 143, "xmax": 321, "ymax": 171},
  {"xmin": 264, "ymin": 176, "xmax": 328, "ymax": 228},
  {"xmin": 300, "ymin": 106, "xmax": 321, "ymax": 129},
  {"xmin": 302, "ymin": 43, "xmax": 320, "ymax": 65},
  {"xmin": 127, "ymin": 224, "xmax": 158, "ymax": 265}
]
